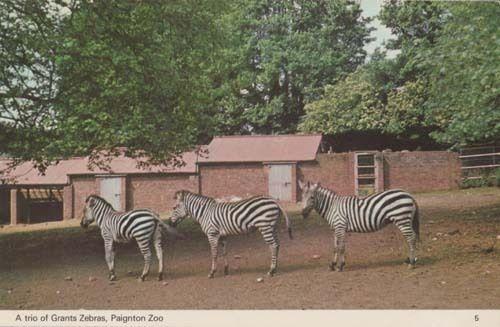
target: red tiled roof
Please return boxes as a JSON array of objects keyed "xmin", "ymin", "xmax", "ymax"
[
  {"xmin": 199, "ymin": 134, "xmax": 322, "ymax": 163},
  {"xmin": 0, "ymin": 152, "xmax": 198, "ymax": 186}
]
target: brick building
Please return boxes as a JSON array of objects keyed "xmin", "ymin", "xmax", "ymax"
[
  {"xmin": 0, "ymin": 134, "xmax": 461, "ymax": 225},
  {"xmin": 0, "ymin": 152, "xmax": 198, "ymax": 225}
]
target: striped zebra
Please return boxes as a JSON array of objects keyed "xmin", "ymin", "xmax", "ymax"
[
  {"xmin": 80, "ymin": 195, "xmax": 182, "ymax": 281},
  {"xmin": 170, "ymin": 190, "xmax": 292, "ymax": 278},
  {"xmin": 299, "ymin": 181, "xmax": 420, "ymax": 271}
]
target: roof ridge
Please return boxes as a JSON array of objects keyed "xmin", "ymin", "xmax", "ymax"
[{"xmin": 214, "ymin": 133, "xmax": 322, "ymax": 139}]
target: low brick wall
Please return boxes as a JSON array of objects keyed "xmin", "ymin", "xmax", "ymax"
[
  {"xmin": 298, "ymin": 153, "xmax": 355, "ymax": 198},
  {"xmin": 67, "ymin": 174, "xmax": 197, "ymax": 218},
  {"xmin": 127, "ymin": 174, "xmax": 198, "ymax": 214},
  {"xmin": 60, "ymin": 151, "xmax": 463, "ymax": 221},
  {"xmin": 199, "ymin": 163, "xmax": 268, "ymax": 199},
  {"xmin": 382, "ymin": 151, "xmax": 461, "ymax": 192},
  {"xmin": 71, "ymin": 176, "xmax": 97, "ymax": 219}
]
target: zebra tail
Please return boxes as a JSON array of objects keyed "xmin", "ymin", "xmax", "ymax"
[
  {"xmin": 413, "ymin": 201, "xmax": 420, "ymax": 243},
  {"xmin": 277, "ymin": 202, "xmax": 293, "ymax": 240},
  {"xmin": 149, "ymin": 210, "xmax": 186, "ymax": 240}
]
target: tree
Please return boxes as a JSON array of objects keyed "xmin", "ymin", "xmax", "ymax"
[
  {"xmin": 299, "ymin": 66, "xmax": 384, "ymax": 135},
  {"xmin": 0, "ymin": 0, "xmax": 71, "ymax": 169},
  {"xmin": 214, "ymin": 0, "xmax": 373, "ymax": 135},
  {"xmin": 1, "ymin": 0, "xmax": 227, "ymax": 169},
  {"xmin": 300, "ymin": 1, "xmax": 500, "ymax": 147},
  {"xmin": 421, "ymin": 2, "xmax": 500, "ymax": 144}
]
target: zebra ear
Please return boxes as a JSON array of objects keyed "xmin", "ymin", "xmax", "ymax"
[
  {"xmin": 88, "ymin": 197, "xmax": 96, "ymax": 207},
  {"xmin": 174, "ymin": 191, "xmax": 184, "ymax": 201}
]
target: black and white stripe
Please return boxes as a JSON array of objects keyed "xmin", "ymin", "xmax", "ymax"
[
  {"xmin": 299, "ymin": 181, "xmax": 420, "ymax": 271},
  {"xmin": 80, "ymin": 195, "xmax": 180, "ymax": 281},
  {"xmin": 170, "ymin": 190, "xmax": 292, "ymax": 277}
]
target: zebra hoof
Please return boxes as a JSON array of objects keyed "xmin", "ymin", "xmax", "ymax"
[
  {"xmin": 336, "ymin": 263, "xmax": 345, "ymax": 272},
  {"xmin": 109, "ymin": 274, "xmax": 116, "ymax": 281},
  {"xmin": 224, "ymin": 265, "xmax": 229, "ymax": 276},
  {"xmin": 208, "ymin": 272, "xmax": 215, "ymax": 279},
  {"xmin": 158, "ymin": 274, "xmax": 163, "ymax": 281},
  {"xmin": 267, "ymin": 269, "xmax": 276, "ymax": 277},
  {"xmin": 404, "ymin": 257, "xmax": 411, "ymax": 264},
  {"xmin": 328, "ymin": 262, "xmax": 336, "ymax": 271},
  {"xmin": 139, "ymin": 276, "xmax": 145, "ymax": 282}
]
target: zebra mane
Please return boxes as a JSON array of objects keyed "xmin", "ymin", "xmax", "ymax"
[
  {"xmin": 177, "ymin": 190, "xmax": 216, "ymax": 203},
  {"xmin": 86, "ymin": 194, "xmax": 114, "ymax": 210},
  {"xmin": 316, "ymin": 186, "xmax": 335, "ymax": 199}
]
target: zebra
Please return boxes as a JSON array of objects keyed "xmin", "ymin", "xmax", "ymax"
[
  {"xmin": 169, "ymin": 190, "xmax": 293, "ymax": 278},
  {"xmin": 80, "ymin": 195, "xmax": 182, "ymax": 281},
  {"xmin": 299, "ymin": 181, "xmax": 420, "ymax": 271}
]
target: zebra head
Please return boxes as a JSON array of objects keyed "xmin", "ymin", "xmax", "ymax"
[
  {"xmin": 299, "ymin": 181, "xmax": 320, "ymax": 219},
  {"xmin": 80, "ymin": 196, "xmax": 98, "ymax": 228},
  {"xmin": 170, "ymin": 191, "xmax": 188, "ymax": 226}
]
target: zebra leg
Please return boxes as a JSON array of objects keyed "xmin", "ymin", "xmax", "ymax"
[
  {"xmin": 329, "ymin": 233, "xmax": 338, "ymax": 271},
  {"xmin": 220, "ymin": 237, "xmax": 229, "ymax": 276},
  {"xmin": 207, "ymin": 234, "xmax": 220, "ymax": 278},
  {"xmin": 261, "ymin": 226, "xmax": 280, "ymax": 276},
  {"xmin": 104, "ymin": 240, "xmax": 116, "ymax": 281},
  {"xmin": 336, "ymin": 231, "xmax": 346, "ymax": 272},
  {"xmin": 137, "ymin": 239, "xmax": 153, "ymax": 282},
  {"xmin": 395, "ymin": 219, "xmax": 418, "ymax": 268},
  {"xmin": 153, "ymin": 228, "xmax": 164, "ymax": 281}
]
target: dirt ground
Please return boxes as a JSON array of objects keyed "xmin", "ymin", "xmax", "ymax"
[{"xmin": 1, "ymin": 187, "xmax": 499, "ymax": 309}]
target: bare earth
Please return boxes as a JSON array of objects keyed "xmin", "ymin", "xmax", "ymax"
[{"xmin": 1, "ymin": 187, "xmax": 499, "ymax": 309}]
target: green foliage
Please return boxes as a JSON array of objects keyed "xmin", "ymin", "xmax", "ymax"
[
  {"xmin": 300, "ymin": 1, "xmax": 499, "ymax": 147},
  {"xmin": 215, "ymin": 0, "xmax": 373, "ymax": 134},
  {"xmin": 422, "ymin": 2, "xmax": 500, "ymax": 145},
  {"xmin": 0, "ymin": 0, "xmax": 68, "ymax": 168},
  {"xmin": 53, "ymin": 0, "xmax": 226, "ymax": 165},
  {"xmin": 1, "ymin": 0, "xmax": 227, "ymax": 168},
  {"xmin": 495, "ymin": 168, "xmax": 500, "ymax": 187},
  {"xmin": 461, "ymin": 174, "xmax": 493, "ymax": 189},
  {"xmin": 299, "ymin": 67, "xmax": 384, "ymax": 134}
]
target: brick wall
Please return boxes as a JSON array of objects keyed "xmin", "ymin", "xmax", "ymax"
[
  {"xmin": 199, "ymin": 163, "xmax": 268, "ymax": 199},
  {"xmin": 65, "ymin": 151, "xmax": 460, "ymax": 220},
  {"xmin": 127, "ymin": 174, "xmax": 198, "ymax": 215},
  {"xmin": 297, "ymin": 151, "xmax": 459, "ymax": 198},
  {"xmin": 71, "ymin": 176, "xmax": 97, "ymax": 219},
  {"xmin": 383, "ymin": 151, "xmax": 460, "ymax": 192},
  {"xmin": 298, "ymin": 153, "xmax": 355, "ymax": 200}
]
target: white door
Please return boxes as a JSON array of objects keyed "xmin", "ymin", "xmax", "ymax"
[
  {"xmin": 268, "ymin": 164, "xmax": 292, "ymax": 201},
  {"xmin": 100, "ymin": 177, "xmax": 122, "ymax": 210}
]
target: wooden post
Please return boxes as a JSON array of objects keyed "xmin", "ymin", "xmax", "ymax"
[
  {"xmin": 10, "ymin": 188, "xmax": 18, "ymax": 225},
  {"xmin": 63, "ymin": 184, "xmax": 74, "ymax": 220},
  {"xmin": 120, "ymin": 176, "xmax": 127, "ymax": 211},
  {"xmin": 26, "ymin": 188, "xmax": 31, "ymax": 224},
  {"xmin": 291, "ymin": 163, "xmax": 298, "ymax": 203},
  {"xmin": 375, "ymin": 152, "xmax": 385, "ymax": 192}
]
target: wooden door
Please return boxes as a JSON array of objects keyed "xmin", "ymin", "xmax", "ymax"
[
  {"xmin": 100, "ymin": 177, "xmax": 122, "ymax": 210},
  {"xmin": 268, "ymin": 164, "xmax": 292, "ymax": 201}
]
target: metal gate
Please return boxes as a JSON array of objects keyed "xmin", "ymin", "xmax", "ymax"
[
  {"xmin": 460, "ymin": 144, "xmax": 500, "ymax": 183},
  {"xmin": 100, "ymin": 177, "xmax": 122, "ymax": 210},
  {"xmin": 268, "ymin": 164, "xmax": 292, "ymax": 201}
]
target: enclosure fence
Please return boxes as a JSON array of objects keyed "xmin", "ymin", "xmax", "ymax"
[{"xmin": 459, "ymin": 143, "xmax": 500, "ymax": 183}]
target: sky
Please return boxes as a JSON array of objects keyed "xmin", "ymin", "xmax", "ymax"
[{"xmin": 359, "ymin": 0, "xmax": 398, "ymax": 58}]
